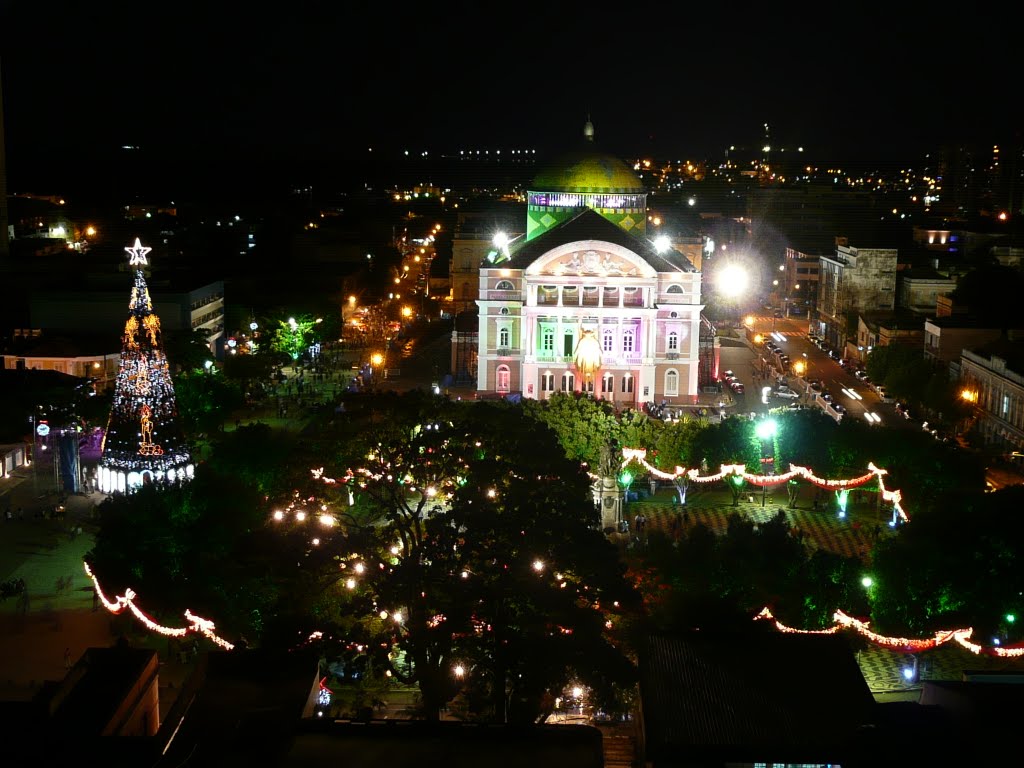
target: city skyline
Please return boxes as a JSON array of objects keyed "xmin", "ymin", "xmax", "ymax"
[{"xmin": 1, "ymin": 2, "xmax": 1020, "ymax": 200}]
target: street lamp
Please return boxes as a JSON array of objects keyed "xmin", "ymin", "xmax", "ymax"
[{"xmin": 755, "ymin": 418, "xmax": 777, "ymax": 506}]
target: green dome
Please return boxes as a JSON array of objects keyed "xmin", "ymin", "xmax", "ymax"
[{"xmin": 530, "ymin": 145, "xmax": 644, "ymax": 194}]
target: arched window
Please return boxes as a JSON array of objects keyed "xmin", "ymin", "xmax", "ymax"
[
  {"xmin": 667, "ymin": 331, "xmax": 679, "ymax": 352},
  {"xmin": 498, "ymin": 326, "xmax": 510, "ymax": 348},
  {"xmin": 666, "ymin": 284, "xmax": 684, "ymax": 294},
  {"xmin": 622, "ymin": 374, "xmax": 634, "ymax": 394},
  {"xmin": 602, "ymin": 373, "xmax": 614, "ymax": 393},
  {"xmin": 665, "ymin": 369, "xmax": 679, "ymax": 396},
  {"xmin": 541, "ymin": 371, "xmax": 554, "ymax": 392},
  {"xmin": 582, "ymin": 375, "xmax": 595, "ymax": 393},
  {"xmin": 496, "ymin": 280, "xmax": 515, "ymax": 290},
  {"xmin": 622, "ymin": 329, "xmax": 635, "ymax": 353},
  {"xmin": 561, "ymin": 371, "xmax": 575, "ymax": 391},
  {"xmin": 602, "ymin": 330, "xmax": 614, "ymax": 352},
  {"xmin": 496, "ymin": 365, "xmax": 510, "ymax": 393}
]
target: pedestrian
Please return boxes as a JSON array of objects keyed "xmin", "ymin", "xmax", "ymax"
[{"xmin": 64, "ymin": 647, "xmax": 72, "ymax": 670}]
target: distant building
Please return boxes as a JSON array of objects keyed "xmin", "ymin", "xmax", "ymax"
[
  {"xmin": 28, "ymin": 278, "xmax": 226, "ymax": 358},
  {"xmin": 449, "ymin": 201, "xmax": 524, "ymax": 316},
  {"xmin": 783, "ymin": 245, "xmax": 822, "ymax": 317},
  {"xmin": 816, "ymin": 244, "xmax": 898, "ymax": 353},
  {"xmin": 897, "ymin": 267, "xmax": 957, "ymax": 314},
  {"xmin": 473, "ymin": 122, "xmax": 703, "ymax": 406}
]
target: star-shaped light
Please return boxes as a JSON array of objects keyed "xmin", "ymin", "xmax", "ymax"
[{"xmin": 125, "ymin": 237, "xmax": 152, "ymax": 266}]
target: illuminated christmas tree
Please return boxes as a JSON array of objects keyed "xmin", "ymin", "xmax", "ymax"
[{"xmin": 98, "ymin": 238, "xmax": 194, "ymax": 493}]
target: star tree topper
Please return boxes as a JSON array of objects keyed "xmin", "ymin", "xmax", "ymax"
[{"xmin": 126, "ymin": 237, "xmax": 152, "ymax": 266}]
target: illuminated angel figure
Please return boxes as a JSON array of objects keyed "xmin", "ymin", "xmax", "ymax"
[
  {"xmin": 124, "ymin": 316, "xmax": 139, "ymax": 349},
  {"xmin": 143, "ymin": 314, "xmax": 161, "ymax": 345},
  {"xmin": 139, "ymin": 404, "xmax": 154, "ymax": 445}
]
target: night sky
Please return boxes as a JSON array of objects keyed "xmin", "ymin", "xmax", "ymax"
[{"xmin": 2, "ymin": 1, "xmax": 1020, "ymax": 198}]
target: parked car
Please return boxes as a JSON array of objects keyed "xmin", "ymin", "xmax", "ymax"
[
  {"xmin": 731, "ymin": 382, "xmax": 745, "ymax": 394},
  {"xmin": 855, "ymin": 370, "xmax": 870, "ymax": 381},
  {"xmin": 833, "ymin": 403, "xmax": 847, "ymax": 415},
  {"xmin": 774, "ymin": 386, "xmax": 800, "ymax": 399}
]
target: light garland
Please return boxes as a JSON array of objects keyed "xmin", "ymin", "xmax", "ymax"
[
  {"xmin": 84, "ymin": 562, "xmax": 235, "ymax": 650},
  {"xmin": 618, "ymin": 449, "xmax": 910, "ymax": 522},
  {"xmin": 755, "ymin": 607, "xmax": 1024, "ymax": 658}
]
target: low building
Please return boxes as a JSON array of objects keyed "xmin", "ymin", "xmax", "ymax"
[
  {"xmin": 924, "ymin": 317, "xmax": 1024, "ymax": 369},
  {"xmin": 855, "ymin": 310, "xmax": 925, "ymax": 362}
]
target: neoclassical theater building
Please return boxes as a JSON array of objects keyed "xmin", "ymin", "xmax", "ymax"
[{"xmin": 475, "ymin": 123, "xmax": 704, "ymax": 407}]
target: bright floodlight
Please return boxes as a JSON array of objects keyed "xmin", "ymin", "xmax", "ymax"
[
  {"xmin": 493, "ymin": 231, "xmax": 508, "ymax": 249},
  {"xmin": 717, "ymin": 264, "xmax": 749, "ymax": 298},
  {"xmin": 755, "ymin": 419, "xmax": 777, "ymax": 440},
  {"xmin": 653, "ymin": 235, "xmax": 671, "ymax": 253}
]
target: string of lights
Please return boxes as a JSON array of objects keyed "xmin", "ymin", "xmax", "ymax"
[
  {"xmin": 619, "ymin": 448, "xmax": 909, "ymax": 522},
  {"xmin": 755, "ymin": 607, "xmax": 1024, "ymax": 657}
]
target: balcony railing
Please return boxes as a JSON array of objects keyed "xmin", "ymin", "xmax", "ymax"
[
  {"xmin": 487, "ymin": 290, "xmax": 523, "ymax": 302},
  {"xmin": 490, "ymin": 347, "xmax": 521, "ymax": 357}
]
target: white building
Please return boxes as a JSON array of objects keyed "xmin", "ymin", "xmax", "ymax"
[{"xmin": 475, "ymin": 123, "xmax": 703, "ymax": 407}]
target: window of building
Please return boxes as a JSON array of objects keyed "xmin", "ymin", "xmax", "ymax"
[
  {"xmin": 665, "ymin": 369, "xmax": 679, "ymax": 396},
  {"xmin": 496, "ymin": 365, "xmax": 510, "ymax": 393},
  {"xmin": 500, "ymin": 307, "xmax": 510, "ymax": 315},
  {"xmin": 461, "ymin": 282, "xmax": 473, "ymax": 298},
  {"xmin": 622, "ymin": 329, "xmax": 635, "ymax": 353},
  {"xmin": 541, "ymin": 371, "xmax": 554, "ymax": 392},
  {"xmin": 666, "ymin": 284, "xmax": 683, "ymax": 293},
  {"xmin": 582, "ymin": 376, "xmax": 595, "ymax": 393},
  {"xmin": 1003, "ymin": 394, "xmax": 1010, "ymax": 418},
  {"xmin": 498, "ymin": 326, "xmax": 510, "ymax": 347},
  {"xmin": 602, "ymin": 330, "xmax": 614, "ymax": 352},
  {"xmin": 561, "ymin": 371, "xmax": 575, "ymax": 391},
  {"xmin": 541, "ymin": 326, "xmax": 554, "ymax": 352},
  {"xmin": 667, "ymin": 331, "xmax": 678, "ymax": 351},
  {"xmin": 564, "ymin": 331, "xmax": 575, "ymax": 356},
  {"xmin": 496, "ymin": 280, "xmax": 514, "ymax": 290},
  {"xmin": 622, "ymin": 374, "xmax": 634, "ymax": 393},
  {"xmin": 602, "ymin": 373, "xmax": 614, "ymax": 393}
]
